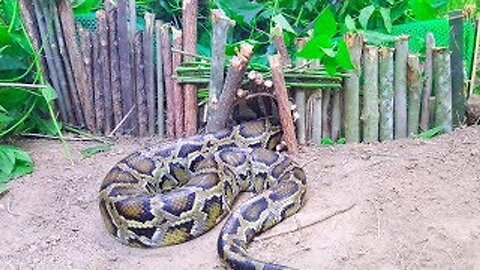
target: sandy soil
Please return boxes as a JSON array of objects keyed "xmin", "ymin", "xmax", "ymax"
[{"xmin": 0, "ymin": 126, "xmax": 479, "ymax": 270}]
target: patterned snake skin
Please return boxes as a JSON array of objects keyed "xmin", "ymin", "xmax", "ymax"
[{"xmin": 99, "ymin": 118, "xmax": 307, "ymax": 269}]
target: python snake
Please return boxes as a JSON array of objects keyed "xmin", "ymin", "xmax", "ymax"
[{"xmin": 99, "ymin": 118, "xmax": 307, "ymax": 269}]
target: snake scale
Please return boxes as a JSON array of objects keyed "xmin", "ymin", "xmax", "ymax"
[{"xmin": 99, "ymin": 118, "xmax": 307, "ymax": 269}]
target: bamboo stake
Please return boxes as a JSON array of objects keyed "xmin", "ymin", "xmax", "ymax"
[
  {"xmin": 57, "ymin": 0, "xmax": 93, "ymax": 128},
  {"xmin": 206, "ymin": 44, "xmax": 254, "ymax": 133},
  {"xmin": 379, "ymin": 47, "xmax": 395, "ymax": 141},
  {"xmin": 117, "ymin": 0, "xmax": 134, "ymax": 133},
  {"xmin": 35, "ymin": 0, "xmax": 74, "ymax": 124},
  {"xmin": 78, "ymin": 28, "xmax": 95, "ymax": 132},
  {"xmin": 172, "ymin": 27, "xmax": 184, "ymax": 138},
  {"xmin": 322, "ymin": 89, "xmax": 332, "ymax": 139},
  {"xmin": 344, "ymin": 33, "xmax": 363, "ymax": 143},
  {"xmin": 155, "ymin": 21, "xmax": 165, "ymax": 137},
  {"xmin": 331, "ymin": 90, "xmax": 342, "ymax": 141},
  {"xmin": 407, "ymin": 55, "xmax": 423, "ymax": 136},
  {"xmin": 309, "ymin": 60, "xmax": 322, "ymax": 146},
  {"xmin": 183, "ymin": 0, "xmax": 199, "ymax": 136},
  {"xmin": 144, "ymin": 13, "xmax": 156, "ymax": 135},
  {"xmin": 428, "ymin": 96, "xmax": 436, "ymax": 128},
  {"xmin": 271, "ymin": 25, "xmax": 292, "ymax": 67},
  {"xmin": 269, "ymin": 54, "xmax": 299, "ymax": 154},
  {"xmin": 134, "ymin": 32, "xmax": 148, "ymax": 137},
  {"xmin": 128, "ymin": 0, "xmax": 136, "ymax": 44},
  {"xmin": 433, "ymin": 47, "xmax": 453, "ymax": 133},
  {"xmin": 449, "ymin": 11, "xmax": 465, "ymax": 126},
  {"xmin": 420, "ymin": 33, "xmax": 435, "ymax": 131},
  {"xmin": 92, "ymin": 31, "xmax": 105, "ymax": 133},
  {"xmin": 161, "ymin": 24, "xmax": 175, "ymax": 138},
  {"xmin": 294, "ymin": 38, "xmax": 307, "ymax": 145},
  {"xmin": 362, "ymin": 45, "xmax": 379, "ymax": 142},
  {"xmin": 394, "ymin": 35, "xmax": 409, "ymax": 139},
  {"xmin": 97, "ymin": 10, "xmax": 113, "ymax": 134},
  {"xmin": 107, "ymin": 5, "xmax": 123, "ymax": 130}
]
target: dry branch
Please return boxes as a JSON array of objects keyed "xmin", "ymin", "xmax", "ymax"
[
  {"xmin": 155, "ymin": 21, "xmax": 165, "ymax": 136},
  {"xmin": 134, "ymin": 32, "xmax": 148, "ymax": 137},
  {"xmin": 172, "ymin": 27, "xmax": 184, "ymax": 138},
  {"xmin": 78, "ymin": 28, "xmax": 96, "ymax": 132},
  {"xmin": 271, "ymin": 25, "xmax": 292, "ymax": 67},
  {"xmin": 92, "ymin": 30, "xmax": 105, "ymax": 133},
  {"xmin": 144, "ymin": 13, "xmax": 156, "ymax": 135},
  {"xmin": 161, "ymin": 24, "xmax": 175, "ymax": 138},
  {"xmin": 107, "ymin": 6, "xmax": 123, "ymax": 129},
  {"xmin": 97, "ymin": 10, "xmax": 113, "ymax": 134}
]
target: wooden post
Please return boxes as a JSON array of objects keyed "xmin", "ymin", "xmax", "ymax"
[
  {"xmin": 209, "ymin": 10, "xmax": 234, "ymax": 99},
  {"xmin": 394, "ymin": 35, "xmax": 409, "ymax": 139},
  {"xmin": 331, "ymin": 90, "xmax": 342, "ymax": 141},
  {"xmin": 420, "ymin": 33, "xmax": 435, "ymax": 131},
  {"xmin": 294, "ymin": 38, "xmax": 307, "ymax": 145},
  {"xmin": 322, "ymin": 89, "xmax": 332, "ymax": 139},
  {"xmin": 269, "ymin": 54, "xmax": 299, "ymax": 154},
  {"xmin": 97, "ymin": 10, "xmax": 113, "ymax": 134},
  {"xmin": 18, "ymin": 0, "xmax": 46, "ymax": 74},
  {"xmin": 344, "ymin": 33, "xmax": 363, "ymax": 143},
  {"xmin": 107, "ymin": 5, "xmax": 123, "ymax": 132},
  {"xmin": 379, "ymin": 47, "xmax": 395, "ymax": 141},
  {"xmin": 407, "ymin": 55, "xmax": 423, "ymax": 136},
  {"xmin": 310, "ymin": 61, "xmax": 322, "ymax": 146},
  {"xmin": 183, "ymin": 0, "xmax": 199, "ymax": 136},
  {"xmin": 78, "ymin": 28, "xmax": 96, "ymax": 132},
  {"xmin": 92, "ymin": 32, "xmax": 105, "ymax": 133},
  {"xmin": 155, "ymin": 21, "xmax": 165, "ymax": 137},
  {"xmin": 206, "ymin": 44, "xmax": 254, "ymax": 133},
  {"xmin": 144, "ymin": 13, "xmax": 156, "ymax": 135},
  {"xmin": 362, "ymin": 45, "xmax": 379, "ymax": 142},
  {"xmin": 134, "ymin": 32, "xmax": 148, "ymax": 137},
  {"xmin": 433, "ymin": 48, "xmax": 453, "ymax": 133},
  {"xmin": 117, "ymin": 0, "xmax": 135, "ymax": 133},
  {"xmin": 449, "ymin": 11, "xmax": 465, "ymax": 126},
  {"xmin": 172, "ymin": 27, "xmax": 184, "ymax": 138},
  {"xmin": 271, "ymin": 25, "xmax": 292, "ymax": 67},
  {"xmin": 468, "ymin": 18, "xmax": 480, "ymax": 97},
  {"xmin": 161, "ymin": 25, "xmax": 175, "ymax": 138}
]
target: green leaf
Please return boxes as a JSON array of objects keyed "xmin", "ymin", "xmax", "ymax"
[
  {"xmin": 218, "ymin": 0, "xmax": 264, "ymax": 25},
  {"xmin": 321, "ymin": 47, "xmax": 336, "ymax": 57},
  {"xmin": 313, "ymin": 7, "xmax": 337, "ymax": 38},
  {"xmin": 417, "ymin": 125, "xmax": 445, "ymax": 139},
  {"xmin": 272, "ymin": 13, "xmax": 296, "ymax": 34},
  {"xmin": 321, "ymin": 137, "xmax": 335, "ymax": 145},
  {"xmin": 336, "ymin": 138, "xmax": 346, "ymax": 144},
  {"xmin": 335, "ymin": 39, "xmax": 354, "ymax": 70},
  {"xmin": 379, "ymin": 7, "xmax": 392, "ymax": 33},
  {"xmin": 409, "ymin": 0, "xmax": 436, "ymax": 20},
  {"xmin": 0, "ymin": 149, "xmax": 14, "ymax": 175},
  {"xmin": 41, "ymin": 85, "xmax": 58, "ymax": 103},
  {"xmin": 323, "ymin": 56, "xmax": 337, "ymax": 76},
  {"xmin": 72, "ymin": 0, "xmax": 101, "ymax": 14},
  {"xmin": 80, "ymin": 144, "xmax": 112, "ymax": 158},
  {"xmin": 359, "ymin": 5, "xmax": 375, "ymax": 30},
  {"xmin": 344, "ymin": 15, "xmax": 356, "ymax": 32},
  {"xmin": 297, "ymin": 35, "xmax": 332, "ymax": 60}
]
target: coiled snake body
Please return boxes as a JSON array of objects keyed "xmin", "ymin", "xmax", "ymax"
[{"xmin": 99, "ymin": 119, "xmax": 307, "ymax": 269}]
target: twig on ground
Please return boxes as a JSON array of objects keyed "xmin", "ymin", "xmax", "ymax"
[{"xmin": 109, "ymin": 105, "xmax": 136, "ymax": 137}]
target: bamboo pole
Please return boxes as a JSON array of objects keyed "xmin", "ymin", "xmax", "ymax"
[
  {"xmin": 107, "ymin": 5, "xmax": 123, "ymax": 131},
  {"xmin": 394, "ymin": 35, "xmax": 409, "ymax": 139},
  {"xmin": 144, "ymin": 13, "xmax": 156, "ymax": 135},
  {"xmin": 449, "ymin": 11, "xmax": 465, "ymax": 126},
  {"xmin": 362, "ymin": 45, "xmax": 379, "ymax": 142},
  {"xmin": 155, "ymin": 21, "xmax": 165, "ymax": 137},
  {"xmin": 117, "ymin": 0, "xmax": 135, "ymax": 133},
  {"xmin": 271, "ymin": 25, "xmax": 292, "ymax": 67},
  {"xmin": 57, "ymin": 0, "xmax": 93, "ymax": 129},
  {"xmin": 92, "ymin": 31, "xmax": 105, "ymax": 133},
  {"xmin": 161, "ymin": 24, "xmax": 175, "ymax": 138},
  {"xmin": 97, "ymin": 10, "xmax": 113, "ymax": 134},
  {"xmin": 172, "ymin": 27, "xmax": 184, "ymax": 138},
  {"xmin": 433, "ymin": 47, "xmax": 453, "ymax": 133},
  {"xmin": 407, "ymin": 55, "xmax": 423, "ymax": 136},
  {"xmin": 206, "ymin": 44, "xmax": 254, "ymax": 133},
  {"xmin": 269, "ymin": 54, "xmax": 298, "ymax": 154},
  {"xmin": 322, "ymin": 89, "xmax": 332, "ymax": 139},
  {"xmin": 310, "ymin": 61, "xmax": 322, "ymax": 146},
  {"xmin": 128, "ymin": 0, "xmax": 136, "ymax": 44},
  {"xmin": 78, "ymin": 28, "xmax": 96, "ymax": 132},
  {"xmin": 183, "ymin": 0, "xmax": 199, "ymax": 136},
  {"xmin": 294, "ymin": 38, "xmax": 307, "ymax": 145},
  {"xmin": 331, "ymin": 90, "xmax": 342, "ymax": 141},
  {"xmin": 428, "ymin": 96, "xmax": 436, "ymax": 128},
  {"xmin": 344, "ymin": 33, "xmax": 363, "ymax": 143},
  {"xmin": 420, "ymin": 33, "xmax": 435, "ymax": 131},
  {"xmin": 378, "ymin": 47, "xmax": 395, "ymax": 141},
  {"xmin": 134, "ymin": 32, "xmax": 148, "ymax": 137}
]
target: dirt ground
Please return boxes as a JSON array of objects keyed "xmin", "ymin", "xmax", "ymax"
[{"xmin": 0, "ymin": 126, "xmax": 479, "ymax": 270}]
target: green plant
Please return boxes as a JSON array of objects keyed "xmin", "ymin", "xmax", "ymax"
[{"xmin": 0, "ymin": 144, "xmax": 34, "ymax": 195}]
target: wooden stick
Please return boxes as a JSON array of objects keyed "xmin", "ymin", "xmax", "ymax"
[
  {"xmin": 107, "ymin": 5, "xmax": 123, "ymax": 131},
  {"xmin": 379, "ymin": 47, "xmax": 395, "ymax": 141},
  {"xmin": 407, "ymin": 55, "xmax": 423, "ymax": 136},
  {"xmin": 309, "ymin": 60, "xmax": 322, "ymax": 146},
  {"xmin": 331, "ymin": 90, "xmax": 342, "ymax": 141},
  {"xmin": 183, "ymin": 0, "xmax": 199, "ymax": 136},
  {"xmin": 78, "ymin": 28, "xmax": 96, "ymax": 132},
  {"xmin": 172, "ymin": 27, "xmax": 184, "ymax": 138},
  {"xmin": 97, "ymin": 10, "xmax": 113, "ymax": 134},
  {"xmin": 271, "ymin": 25, "xmax": 292, "ymax": 67},
  {"xmin": 449, "ymin": 11, "xmax": 465, "ymax": 126},
  {"xmin": 155, "ymin": 21, "xmax": 165, "ymax": 137},
  {"xmin": 92, "ymin": 30, "xmax": 105, "ymax": 133},
  {"xmin": 117, "ymin": 0, "xmax": 135, "ymax": 133},
  {"xmin": 144, "ymin": 13, "xmax": 156, "ymax": 135},
  {"xmin": 433, "ymin": 47, "xmax": 453, "ymax": 133},
  {"xmin": 428, "ymin": 96, "xmax": 436, "ymax": 128},
  {"xmin": 269, "ymin": 54, "xmax": 298, "ymax": 154},
  {"xmin": 134, "ymin": 32, "xmax": 148, "ymax": 137},
  {"xmin": 205, "ymin": 43, "xmax": 254, "ymax": 133},
  {"xmin": 344, "ymin": 33, "xmax": 363, "ymax": 143},
  {"xmin": 468, "ymin": 18, "xmax": 480, "ymax": 97},
  {"xmin": 52, "ymin": 1, "xmax": 84, "ymax": 127},
  {"xmin": 294, "ymin": 38, "xmax": 308, "ymax": 145},
  {"xmin": 161, "ymin": 24, "xmax": 175, "ymax": 138},
  {"xmin": 420, "ymin": 33, "xmax": 435, "ymax": 131},
  {"xmin": 322, "ymin": 89, "xmax": 332, "ymax": 139},
  {"xmin": 394, "ymin": 35, "xmax": 409, "ymax": 139},
  {"xmin": 57, "ymin": 0, "xmax": 93, "ymax": 128},
  {"xmin": 362, "ymin": 45, "xmax": 379, "ymax": 142},
  {"xmin": 18, "ymin": 0, "xmax": 46, "ymax": 75},
  {"xmin": 128, "ymin": 0, "xmax": 136, "ymax": 44}
]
